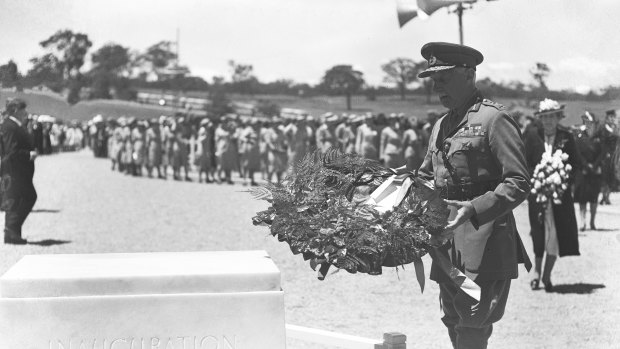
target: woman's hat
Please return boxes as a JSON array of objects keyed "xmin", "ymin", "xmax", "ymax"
[
  {"xmin": 581, "ymin": 111, "xmax": 595, "ymax": 123},
  {"xmin": 534, "ymin": 98, "xmax": 565, "ymax": 118}
]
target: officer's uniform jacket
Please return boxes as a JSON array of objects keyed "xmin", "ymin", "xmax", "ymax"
[{"xmin": 418, "ymin": 91, "xmax": 531, "ymax": 282}]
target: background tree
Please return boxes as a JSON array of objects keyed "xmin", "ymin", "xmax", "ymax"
[
  {"xmin": 228, "ymin": 60, "xmax": 258, "ymax": 94},
  {"xmin": 137, "ymin": 41, "xmax": 177, "ymax": 80},
  {"xmin": 381, "ymin": 58, "xmax": 423, "ymax": 100},
  {"xmin": 206, "ymin": 76, "xmax": 233, "ymax": 117},
  {"xmin": 530, "ymin": 62, "xmax": 550, "ymax": 91},
  {"xmin": 25, "ymin": 53, "xmax": 65, "ymax": 92},
  {"xmin": 39, "ymin": 29, "xmax": 92, "ymax": 80},
  {"xmin": 38, "ymin": 29, "xmax": 92, "ymax": 104},
  {"xmin": 321, "ymin": 65, "xmax": 365, "ymax": 110},
  {"xmin": 88, "ymin": 44, "xmax": 131, "ymax": 99},
  {"xmin": 0, "ymin": 60, "xmax": 22, "ymax": 90}
]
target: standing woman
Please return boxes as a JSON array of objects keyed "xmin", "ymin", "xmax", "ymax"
[
  {"xmin": 402, "ymin": 116, "xmax": 423, "ymax": 171},
  {"xmin": 131, "ymin": 120, "xmax": 146, "ymax": 177},
  {"xmin": 524, "ymin": 99, "xmax": 580, "ymax": 292},
  {"xmin": 195, "ymin": 118, "xmax": 213, "ymax": 183},
  {"xmin": 239, "ymin": 118, "xmax": 261, "ymax": 186},
  {"xmin": 574, "ymin": 111, "xmax": 604, "ymax": 230},
  {"xmin": 355, "ymin": 115, "xmax": 380, "ymax": 161},
  {"xmin": 120, "ymin": 117, "xmax": 134, "ymax": 175},
  {"xmin": 215, "ymin": 117, "xmax": 236, "ymax": 184},
  {"xmin": 379, "ymin": 114, "xmax": 404, "ymax": 168},
  {"xmin": 598, "ymin": 109, "xmax": 618, "ymax": 205},
  {"xmin": 145, "ymin": 118, "xmax": 164, "ymax": 179},
  {"xmin": 265, "ymin": 118, "xmax": 288, "ymax": 182}
]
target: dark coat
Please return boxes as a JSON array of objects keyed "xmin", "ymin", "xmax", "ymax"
[
  {"xmin": 524, "ymin": 124, "xmax": 580, "ymax": 257},
  {"xmin": 0, "ymin": 118, "xmax": 37, "ymax": 212}
]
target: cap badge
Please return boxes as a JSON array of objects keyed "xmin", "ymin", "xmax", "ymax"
[{"xmin": 429, "ymin": 55, "xmax": 437, "ymax": 66}]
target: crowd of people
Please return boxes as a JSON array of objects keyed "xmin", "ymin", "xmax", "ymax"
[
  {"xmin": 88, "ymin": 111, "xmax": 442, "ymax": 186},
  {"xmin": 17, "ymin": 114, "xmax": 86, "ymax": 155}
]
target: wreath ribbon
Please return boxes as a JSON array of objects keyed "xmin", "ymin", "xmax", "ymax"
[{"xmin": 366, "ymin": 174, "xmax": 481, "ymax": 301}]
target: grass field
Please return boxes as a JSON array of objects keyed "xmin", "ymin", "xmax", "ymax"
[{"xmin": 2, "ymin": 88, "xmax": 617, "ymax": 127}]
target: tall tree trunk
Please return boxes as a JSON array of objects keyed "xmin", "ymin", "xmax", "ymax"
[
  {"xmin": 400, "ymin": 83, "xmax": 406, "ymax": 100},
  {"xmin": 346, "ymin": 93, "xmax": 352, "ymax": 110}
]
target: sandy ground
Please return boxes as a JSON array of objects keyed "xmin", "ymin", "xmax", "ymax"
[{"xmin": 1, "ymin": 149, "xmax": 619, "ymax": 349}]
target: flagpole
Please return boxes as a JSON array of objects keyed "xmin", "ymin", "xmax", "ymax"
[{"xmin": 457, "ymin": 3, "xmax": 464, "ymax": 44}]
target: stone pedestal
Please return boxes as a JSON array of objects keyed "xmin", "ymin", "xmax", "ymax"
[{"xmin": 0, "ymin": 251, "xmax": 286, "ymax": 349}]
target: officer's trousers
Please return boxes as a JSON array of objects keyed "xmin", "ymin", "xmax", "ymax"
[
  {"xmin": 439, "ymin": 279, "xmax": 511, "ymax": 349},
  {"xmin": 4, "ymin": 193, "xmax": 37, "ymax": 238}
]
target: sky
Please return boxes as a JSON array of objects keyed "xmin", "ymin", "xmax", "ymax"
[{"xmin": 1, "ymin": 0, "xmax": 619, "ymax": 93}]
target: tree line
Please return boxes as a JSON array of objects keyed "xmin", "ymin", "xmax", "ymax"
[{"xmin": 1, "ymin": 29, "xmax": 619, "ymax": 110}]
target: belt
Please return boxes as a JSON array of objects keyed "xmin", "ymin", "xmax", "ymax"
[{"xmin": 439, "ymin": 180, "xmax": 500, "ymax": 201}]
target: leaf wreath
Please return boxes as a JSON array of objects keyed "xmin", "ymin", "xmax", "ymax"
[{"xmin": 251, "ymin": 149, "xmax": 449, "ymax": 277}]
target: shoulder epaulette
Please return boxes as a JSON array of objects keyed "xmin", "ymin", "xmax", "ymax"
[{"xmin": 481, "ymin": 99, "xmax": 506, "ymax": 111}]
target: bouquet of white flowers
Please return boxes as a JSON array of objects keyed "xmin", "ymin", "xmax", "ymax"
[{"xmin": 531, "ymin": 149, "xmax": 571, "ymax": 206}]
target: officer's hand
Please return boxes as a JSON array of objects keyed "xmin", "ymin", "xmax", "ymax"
[
  {"xmin": 29, "ymin": 151, "xmax": 37, "ymax": 161},
  {"xmin": 444, "ymin": 199, "xmax": 476, "ymax": 231}
]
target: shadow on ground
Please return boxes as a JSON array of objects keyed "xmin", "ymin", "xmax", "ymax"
[
  {"xmin": 591, "ymin": 228, "xmax": 618, "ymax": 232},
  {"xmin": 550, "ymin": 283, "xmax": 605, "ymax": 294},
  {"xmin": 31, "ymin": 209, "xmax": 61, "ymax": 213},
  {"xmin": 27, "ymin": 239, "xmax": 71, "ymax": 246}
]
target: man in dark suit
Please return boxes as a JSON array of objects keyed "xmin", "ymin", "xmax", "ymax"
[
  {"xmin": 0, "ymin": 98, "xmax": 37, "ymax": 244},
  {"xmin": 416, "ymin": 42, "xmax": 531, "ymax": 349}
]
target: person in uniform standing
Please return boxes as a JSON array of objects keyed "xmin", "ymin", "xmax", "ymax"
[
  {"xmin": 355, "ymin": 114, "xmax": 380, "ymax": 161},
  {"xmin": 412, "ymin": 42, "xmax": 531, "ymax": 349},
  {"xmin": 195, "ymin": 118, "xmax": 214, "ymax": 183},
  {"xmin": 0, "ymin": 99, "xmax": 37, "ymax": 244},
  {"xmin": 265, "ymin": 118, "xmax": 288, "ymax": 182},
  {"xmin": 402, "ymin": 116, "xmax": 423, "ymax": 171},
  {"xmin": 283, "ymin": 116, "xmax": 310, "ymax": 168},
  {"xmin": 316, "ymin": 114, "xmax": 339, "ymax": 154},
  {"xmin": 380, "ymin": 114, "xmax": 404, "ymax": 168},
  {"xmin": 598, "ymin": 109, "xmax": 618, "ymax": 205},
  {"xmin": 145, "ymin": 118, "xmax": 164, "ymax": 179},
  {"xmin": 239, "ymin": 118, "xmax": 261, "ymax": 186}
]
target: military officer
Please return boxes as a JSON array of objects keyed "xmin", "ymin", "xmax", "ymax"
[{"xmin": 414, "ymin": 42, "xmax": 531, "ymax": 349}]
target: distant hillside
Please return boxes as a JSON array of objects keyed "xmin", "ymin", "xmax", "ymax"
[
  {"xmin": 1, "ymin": 89, "xmax": 616, "ymax": 126},
  {"xmin": 0, "ymin": 90, "xmax": 181, "ymax": 122}
]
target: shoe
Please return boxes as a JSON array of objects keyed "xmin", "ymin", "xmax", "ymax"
[
  {"xmin": 590, "ymin": 223, "xmax": 597, "ymax": 231},
  {"xmin": 543, "ymin": 280, "xmax": 553, "ymax": 292},
  {"xmin": 4, "ymin": 236, "xmax": 27, "ymax": 245},
  {"xmin": 530, "ymin": 279, "xmax": 540, "ymax": 290},
  {"xmin": 250, "ymin": 181, "xmax": 258, "ymax": 186},
  {"xmin": 580, "ymin": 225, "xmax": 586, "ymax": 232}
]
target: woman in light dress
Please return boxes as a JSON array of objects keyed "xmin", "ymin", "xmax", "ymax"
[
  {"xmin": 195, "ymin": 119, "xmax": 214, "ymax": 183},
  {"xmin": 239, "ymin": 118, "xmax": 261, "ymax": 186},
  {"xmin": 145, "ymin": 118, "xmax": 164, "ymax": 179},
  {"xmin": 215, "ymin": 118, "xmax": 238, "ymax": 184},
  {"xmin": 355, "ymin": 115, "xmax": 380, "ymax": 161},
  {"xmin": 379, "ymin": 115, "xmax": 404, "ymax": 168}
]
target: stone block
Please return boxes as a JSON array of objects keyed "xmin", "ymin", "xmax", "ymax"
[{"xmin": 0, "ymin": 251, "xmax": 286, "ymax": 349}]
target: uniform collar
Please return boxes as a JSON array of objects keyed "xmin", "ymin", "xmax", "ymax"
[
  {"xmin": 8, "ymin": 116, "xmax": 23, "ymax": 127},
  {"xmin": 441, "ymin": 89, "xmax": 483, "ymax": 142}
]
